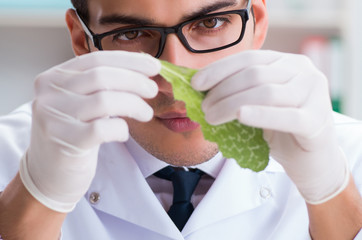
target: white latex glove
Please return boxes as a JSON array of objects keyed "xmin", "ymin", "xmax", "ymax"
[
  {"xmin": 191, "ymin": 50, "xmax": 349, "ymax": 204},
  {"xmin": 19, "ymin": 51, "xmax": 160, "ymax": 212}
]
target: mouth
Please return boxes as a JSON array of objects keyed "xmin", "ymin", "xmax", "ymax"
[{"xmin": 157, "ymin": 112, "xmax": 200, "ymax": 133}]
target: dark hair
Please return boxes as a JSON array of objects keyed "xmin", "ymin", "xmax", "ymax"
[
  {"xmin": 71, "ymin": 0, "xmax": 255, "ymax": 30},
  {"xmin": 71, "ymin": 0, "xmax": 89, "ymax": 23}
]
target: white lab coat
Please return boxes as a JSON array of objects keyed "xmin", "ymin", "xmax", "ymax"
[{"xmin": 1, "ymin": 103, "xmax": 361, "ymax": 240}]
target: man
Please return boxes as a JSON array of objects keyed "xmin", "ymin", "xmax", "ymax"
[{"xmin": 0, "ymin": 0, "xmax": 361, "ymax": 239}]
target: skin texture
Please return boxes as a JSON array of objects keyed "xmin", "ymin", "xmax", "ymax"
[{"xmin": 0, "ymin": 1, "xmax": 361, "ymax": 240}]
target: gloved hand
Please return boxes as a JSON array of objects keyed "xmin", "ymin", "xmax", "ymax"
[
  {"xmin": 19, "ymin": 51, "xmax": 160, "ymax": 212},
  {"xmin": 191, "ymin": 50, "xmax": 349, "ymax": 204}
]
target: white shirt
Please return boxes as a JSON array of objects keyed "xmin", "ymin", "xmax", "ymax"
[
  {"xmin": 0, "ymin": 103, "xmax": 361, "ymax": 240},
  {"xmin": 125, "ymin": 136, "xmax": 224, "ymax": 210}
]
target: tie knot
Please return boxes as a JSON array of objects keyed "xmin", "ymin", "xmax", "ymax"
[{"xmin": 154, "ymin": 166, "xmax": 204, "ymax": 203}]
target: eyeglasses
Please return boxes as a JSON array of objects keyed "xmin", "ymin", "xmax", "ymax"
[{"xmin": 77, "ymin": 0, "xmax": 251, "ymax": 58}]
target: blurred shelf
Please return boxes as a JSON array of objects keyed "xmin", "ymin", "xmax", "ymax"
[
  {"xmin": 268, "ymin": 10, "xmax": 344, "ymax": 30},
  {"xmin": 0, "ymin": 8, "xmax": 343, "ymax": 30},
  {"xmin": 0, "ymin": 9, "xmax": 67, "ymax": 27},
  {"xmin": 0, "ymin": 0, "xmax": 71, "ymax": 9}
]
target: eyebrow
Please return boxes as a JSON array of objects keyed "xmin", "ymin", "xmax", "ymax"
[
  {"xmin": 181, "ymin": 0, "xmax": 238, "ymax": 22},
  {"xmin": 98, "ymin": 0, "xmax": 239, "ymax": 26},
  {"xmin": 99, "ymin": 15, "xmax": 155, "ymax": 26}
]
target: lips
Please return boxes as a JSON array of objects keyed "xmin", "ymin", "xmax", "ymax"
[{"xmin": 157, "ymin": 112, "xmax": 200, "ymax": 133}]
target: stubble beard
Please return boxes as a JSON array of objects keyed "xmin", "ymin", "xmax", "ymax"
[
  {"xmin": 130, "ymin": 128, "xmax": 219, "ymax": 166},
  {"xmin": 128, "ymin": 92, "xmax": 219, "ymax": 166}
]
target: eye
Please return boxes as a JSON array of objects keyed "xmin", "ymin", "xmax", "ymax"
[
  {"xmin": 115, "ymin": 30, "xmax": 143, "ymax": 41},
  {"xmin": 199, "ymin": 17, "xmax": 226, "ymax": 29}
]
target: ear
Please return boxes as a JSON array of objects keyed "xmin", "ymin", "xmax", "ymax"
[
  {"xmin": 251, "ymin": 0, "xmax": 268, "ymax": 49},
  {"xmin": 65, "ymin": 9, "xmax": 91, "ymax": 56}
]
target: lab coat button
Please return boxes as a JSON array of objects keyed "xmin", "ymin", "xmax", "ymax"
[
  {"xmin": 89, "ymin": 192, "xmax": 101, "ymax": 204},
  {"xmin": 259, "ymin": 186, "xmax": 271, "ymax": 199}
]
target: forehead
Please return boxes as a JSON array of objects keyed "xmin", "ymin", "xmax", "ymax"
[{"xmin": 88, "ymin": 0, "xmax": 244, "ymax": 25}]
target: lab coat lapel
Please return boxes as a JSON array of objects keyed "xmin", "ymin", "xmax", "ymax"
[
  {"xmin": 87, "ymin": 142, "xmax": 183, "ymax": 240},
  {"xmin": 182, "ymin": 158, "xmax": 272, "ymax": 236}
]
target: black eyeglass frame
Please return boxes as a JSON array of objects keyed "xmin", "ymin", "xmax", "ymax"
[{"xmin": 77, "ymin": 0, "xmax": 251, "ymax": 58}]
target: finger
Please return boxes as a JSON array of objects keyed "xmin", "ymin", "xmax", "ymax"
[
  {"xmin": 39, "ymin": 91, "xmax": 154, "ymax": 122},
  {"xmin": 204, "ymin": 71, "xmax": 317, "ymax": 125},
  {"xmin": 201, "ymin": 64, "xmax": 302, "ymax": 111},
  {"xmin": 49, "ymin": 67, "xmax": 158, "ymax": 98},
  {"xmin": 191, "ymin": 50, "xmax": 282, "ymax": 91},
  {"xmin": 52, "ymin": 51, "xmax": 161, "ymax": 76},
  {"xmin": 267, "ymin": 52, "xmax": 316, "ymax": 73},
  {"xmin": 85, "ymin": 117, "xmax": 130, "ymax": 144},
  {"xmin": 237, "ymin": 105, "xmax": 317, "ymax": 137},
  {"xmin": 83, "ymin": 91, "xmax": 154, "ymax": 122},
  {"xmin": 47, "ymin": 118, "xmax": 130, "ymax": 150},
  {"xmin": 204, "ymin": 84, "xmax": 300, "ymax": 125}
]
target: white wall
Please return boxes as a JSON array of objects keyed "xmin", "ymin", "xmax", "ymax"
[
  {"xmin": 0, "ymin": 26, "xmax": 74, "ymax": 115},
  {"xmin": 344, "ymin": 0, "xmax": 362, "ymax": 119}
]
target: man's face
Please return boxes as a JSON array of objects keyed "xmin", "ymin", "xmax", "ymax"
[{"xmin": 85, "ymin": 0, "xmax": 263, "ymax": 166}]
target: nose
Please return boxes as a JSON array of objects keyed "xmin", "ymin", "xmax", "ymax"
[
  {"xmin": 158, "ymin": 34, "xmax": 194, "ymax": 68},
  {"xmin": 157, "ymin": 33, "xmax": 198, "ymax": 96},
  {"xmin": 155, "ymin": 35, "xmax": 188, "ymax": 96}
]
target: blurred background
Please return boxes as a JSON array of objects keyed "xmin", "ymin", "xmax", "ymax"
[{"xmin": 0, "ymin": 0, "xmax": 361, "ymax": 119}]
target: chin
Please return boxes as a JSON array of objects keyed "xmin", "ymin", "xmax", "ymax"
[
  {"xmin": 129, "ymin": 121, "xmax": 219, "ymax": 166},
  {"xmin": 148, "ymin": 140, "xmax": 219, "ymax": 167}
]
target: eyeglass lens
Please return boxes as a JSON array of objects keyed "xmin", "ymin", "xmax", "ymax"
[{"xmin": 99, "ymin": 13, "xmax": 244, "ymax": 57}]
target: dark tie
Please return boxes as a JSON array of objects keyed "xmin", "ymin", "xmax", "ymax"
[{"xmin": 154, "ymin": 166, "xmax": 204, "ymax": 231}]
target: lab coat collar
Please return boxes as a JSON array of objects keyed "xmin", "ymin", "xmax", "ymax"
[
  {"xmin": 124, "ymin": 136, "xmax": 168, "ymax": 178},
  {"xmin": 182, "ymin": 158, "xmax": 274, "ymax": 236},
  {"xmin": 265, "ymin": 156, "xmax": 285, "ymax": 172},
  {"xmin": 87, "ymin": 142, "xmax": 184, "ymax": 240},
  {"xmin": 190, "ymin": 152, "xmax": 225, "ymax": 178},
  {"xmin": 87, "ymin": 142, "xmax": 277, "ymax": 239}
]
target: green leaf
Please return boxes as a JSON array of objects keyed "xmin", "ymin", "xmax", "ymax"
[{"xmin": 159, "ymin": 60, "xmax": 270, "ymax": 172}]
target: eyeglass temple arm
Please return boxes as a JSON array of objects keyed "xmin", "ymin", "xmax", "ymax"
[
  {"xmin": 246, "ymin": 0, "xmax": 252, "ymax": 15},
  {"xmin": 75, "ymin": 10, "xmax": 95, "ymax": 44}
]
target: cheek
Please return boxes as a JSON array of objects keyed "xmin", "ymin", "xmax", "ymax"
[
  {"xmin": 191, "ymin": 41, "xmax": 254, "ymax": 69},
  {"xmin": 243, "ymin": 21, "xmax": 255, "ymax": 49},
  {"xmin": 151, "ymin": 75, "xmax": 174, "ymax": 96},
  {"xmin": 188, "ymin": 23, "xmax": 255, "ymax": 68}
]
